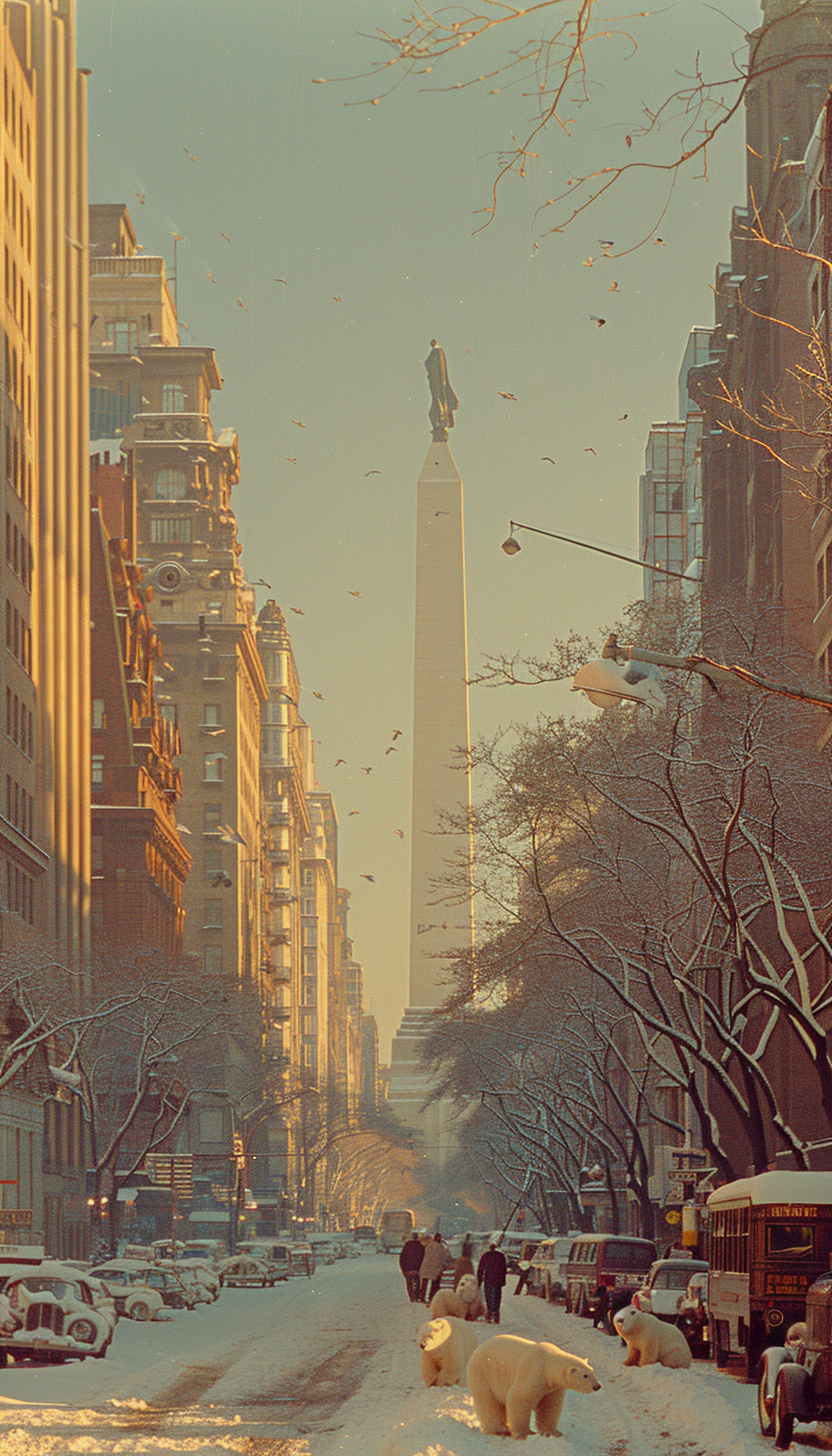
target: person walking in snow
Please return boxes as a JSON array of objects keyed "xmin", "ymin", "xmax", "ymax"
[
  {"xmin": 419, "ymin": 1231, "xmax": 451, "ymax": 1304},
  {"xmin": 399, "ymin": 1231, "xmax": 424, "ymax": 1302},
  {"xmin": 477, "ymin": 1241, "xmax": 507, "ymax": 1324}
]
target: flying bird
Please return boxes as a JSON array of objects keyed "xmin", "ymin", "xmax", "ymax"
[
  {"xmin": 585, "ymin": 447, "xmax": 597, "ymax": 455},
  {"xmin": 619, "ymin": 414, "xmax": 629, "ymax": 421},
  {"xmin": 585, "ymin": 314, "xmax": 606, "ymax": 327},
  {"xmin": 582, "ymin": 257, "xmax": 594, "ymax": 268},
  {"xmin": 290, "ymin": 606, "xmax": 304, "ymax": 615},
  {"xmin": 395, "ymin": 829, "xmax": 404, "ymax": 838},
  {"xmin": 360, "ymin": 874, "xmax": 375, "ymax": 883},
  {"xmin": 542, "ymin": 457, "xmax": 556, "ymax": 466},
  {"xmin": 385, "ymin": 746, "xmax": 397, "ymax": 755},
  {"xmin": 391, "ymin": 730, "xmax": 403, "ymax": 740},
  {"xmin": 348, "ymin": 590, "xmax": 361, "ymax": 598},
  {"xmin": 335, "ymin": 759, "xmax": 347, "ymax": 767},
  {"xmin": 135, "ymin": 192, "xmax": 146, "ymax": 205},
  {"xmin": 207, "ymin": 272, "xmax": 216, "ymax": 283},
  {"xmin": 183, "ymin": 148, "xmax": 196, "ymax": 161},
  {"xmin": 313, "ymin": 691, "xmax": 324, "ymax": 700},
  {"xmin": 498, "ymin": 391, "xmax": 517, "ymax": 401},
  {"xmin": 349, "ymin": 809, "xmax": 359, "ymax": 815},
  {"xmin": 220, "ymin": 232, "xmax": 231, "ymax": 243},
  {"xmin": 274, "ymin": 278, "xmax": 287, "ymax": 284},
  {"xmin": 625, "ymin": 134, "xmax": 632, "ymax": 148},
  {"xmin": 292, "ymin": 419, "xmax": 306, "ymax": 428},
  {"xmin": 237, "ymin": 298, "xmax": 247, "ymax": 310},
  {"xmin": 655, "ymin": 237, "xmax": 666, "ymax": 246},
  {"xmin": 435, "ymin": 510, "xmax": 449, "ymax": 517},
  {"xmin": 365, "ymin": 470, "xmax": 381, "ymax": 476},
  {"xmin": 286, "ymin": 457, "xmax": 297, "ymax": 464},
  {"xmin": 253, "ymin": 577, "xmax": 272, "ymax": 589},
  {"xmin": 608, "ymin": 282, "xmax": 620, "ymax": 292},
  {"xmin": 333, "ymin": 295, "xmax": 342, "ymax": 302},
  {"xmin": 599, "ymin": 239, "xmax": 614, "ymax": 251},
  {"xmin": 361, "ymin": 766, "xmax": 372, "ymax": 774}
]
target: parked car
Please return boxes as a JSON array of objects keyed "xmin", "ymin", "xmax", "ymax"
[
  {"xmin": 236, "ymin": 1240, "xmax": 290, "ymax": 1283},
  {"xmin": 529, "ymin": 1237, "xmax": 575, "ymax": 1303},
  {"xmin": 287, "ymin": 1241, "xmax": 315, "ymax": 1277},
  {"xmin": 91, "ymin": 1260, "xmax": 194, "ymax": 1314},
  {"xmin": 218, "ymin": 1253, "xmax": 272, "ymax": 1288},
  {"xmin": 675, "ymin": 1269, "xmax": 710, "ymax": 1357},
  {"xmin": 632, "ymin": 1258, "xmax": 709, "ymax": 1321},
  {"xmin": 181, "ymin": 1240, "xmax": 225, "ymax": 1268},
  {"xmin": 758, "ymin": 1268, "xmax": 832, "ymax": 1448},
  {"xmin": 353, "ymin": 1225, "xmax": 376, "ymax": 1246},
  {"xmin": 156, "ymin": 1259, "xmax": 219, "ymax": 1303},
  {"xmin": 565, "ymin": 1234, "xmax": 657, "ymax": 1316},
  {"xmin": 0, "ymin": 1262, "xmax": 115, "ymax": 1363}
]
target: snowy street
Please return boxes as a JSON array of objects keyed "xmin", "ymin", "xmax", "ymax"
[{"xmin": 0, "ymin": 1250, "xmax": 810, "ymax": 1455}]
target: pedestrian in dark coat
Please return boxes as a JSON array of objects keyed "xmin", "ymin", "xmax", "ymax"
[
  {"xmin": 477, "ymin": 1242, "xmax": 508, "ymax": 1324},
  {"xmin": 592, "ymin": 1282, "xmax": 610, "ymax": 1331},
  {"xmin": 419, "ymin": 1232, "xmax": 451, "ymax": 1304},
  {"xmin": 399, "ymin": 1232, "xmax": 425, "ymax": 1302}
]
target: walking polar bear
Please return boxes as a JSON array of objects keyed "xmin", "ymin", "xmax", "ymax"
[
  {"xmin": 429, "ymin": 1273, "xmax": 484, "ymax": 1322},
  {"xmin": 467, "ymin": 1333, "xmax": 600, "ymax": 1439},
  {"xmin": 613, "ymin": 1305, "xmax": 692, "ymax": 1369},
  {"xmin": 418, "ymin": 1316, "xmax": 479, "ymax": 1387}
]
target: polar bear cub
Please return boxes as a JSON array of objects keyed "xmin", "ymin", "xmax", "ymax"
[
  {"xmin": 418, "ymin": 1316, "xmax": 479, "ymax": 1387},
  {"xmin": 467, "ymin": 1333, "xmax": 600, "ymax": 1439},
  {"xmin": 429, "ymin": 1272, "xmax": 484, "ymax": 1322},
  {"xmin": 613, "ymin": 1304, "xmax": 692, "ymax": 1369}
]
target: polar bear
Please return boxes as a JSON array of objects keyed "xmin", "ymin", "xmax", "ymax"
[
  {"xmin": 613, "ymin": 1305, "xmax": 692, "ymax": 1369},
  {"xmin": 418, "ymin": 1316, "xmax": 479, "ymax": 1387},
  {"xmin": 467, "ymin": 1333, "xmax": 600, "ymax": 1439},
  {"xmin": 429, "ymin": 1272, "xmax": 485, "ymax": 1322}
]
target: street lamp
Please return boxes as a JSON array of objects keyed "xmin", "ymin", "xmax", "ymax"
[{"xmin": 501, "ymin": 520, "xmax": 692, "ymax": 580}]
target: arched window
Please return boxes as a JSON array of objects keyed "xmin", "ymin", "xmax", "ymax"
[{"xmin": 155, "ymin": 467, "xmax": 187, "ymax": 500}]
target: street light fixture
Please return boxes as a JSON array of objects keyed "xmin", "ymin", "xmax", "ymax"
[{"xmin": 501, "ymin": 520, "xmax": 692, "ymax": 580}]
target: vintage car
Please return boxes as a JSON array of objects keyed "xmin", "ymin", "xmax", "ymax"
[
  {"xmin": 90, "ymin": 1260, "xmax": 189, "ymax": 1317},
  {"xmin": 632, "ymin": 1258, "xmax": 709, "ymax": 1321},
  {"xmin": 155, "ymin": 1258, "xmax": 220, "ymax": 1303},
  {"xmin": 758, "ymin": 1269, "xmax": 832, "ymax": 1448},
  {"xmin": 0, "ymin": 1261, "xmax": 115, "ymax": 1362},
  {"xmin": 528, "ymin": 1237, "xmax": 575, "ymax": 1303},
  {"xmin": 236, "ymin": 1240, "xmax": 291, "ymax": 1283},
  {"xmin": 218, "ymin": 1253, "xmax": 272, "ymax": 1287}
]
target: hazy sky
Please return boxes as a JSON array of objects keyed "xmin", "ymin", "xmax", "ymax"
[{"xmin": 79, "ymin": 0, "xmax": 761, "ymax": 1053}]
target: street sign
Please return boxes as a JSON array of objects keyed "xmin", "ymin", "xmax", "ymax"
[
  {"xmin": 0, "ymin": 1210, "xmax": 32, "ymax": 1227},
  {"xmin": 145, "ymin": 1155, "xmax": 194, "ymax": 1199},
  {"xmin": 665, "ymin": 1209, "xmax": 681, "ymax": 1225}
]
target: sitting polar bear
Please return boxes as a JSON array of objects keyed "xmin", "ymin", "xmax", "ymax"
[
  {"xmin": 429, "ymin": 1272, "xmax": 484, "ymax": 1322},
  {"xmin": 418, "ymin": 1316, "xmax": 479, "ymax": 1387},
  {"xmin": 613, "ymin": 1305, "xmax": 692, "ymax": 1369},
  {"xmin": 467, "ymin": 1333, "xmax": 600, "ymax": 1439}
]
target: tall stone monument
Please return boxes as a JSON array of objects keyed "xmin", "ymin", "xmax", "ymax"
[{"xmin": 387, "ymin": 343, "xmax": 475, "ymax": 1167}]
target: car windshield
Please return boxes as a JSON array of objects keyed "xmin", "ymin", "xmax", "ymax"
[{"xmin": 20, "ymin": 1278, "xmax": 67, "ymax": 1298}]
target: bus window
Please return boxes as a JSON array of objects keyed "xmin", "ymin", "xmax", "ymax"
[
  {"xmin": 766, "ymin": 1225, "xmax": 815, "ymax": 1259},
  {"xmin": 605, "ymin": 1240, "xmax": 654, "ymax": 1272}
]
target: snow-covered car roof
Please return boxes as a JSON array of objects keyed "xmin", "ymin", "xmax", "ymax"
[
  {"xmin": 0, "ymin": 1261, "xmax": 94, "ymax": 1282},
  {"xmin": 707, "ymin": 1172, "xmax": 832, "ymax": 1208}
]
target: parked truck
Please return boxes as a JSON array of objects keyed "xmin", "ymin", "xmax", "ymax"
[{"xmin": 378, "ymin": 1208, "xmax": 414, "ymax": 1254}]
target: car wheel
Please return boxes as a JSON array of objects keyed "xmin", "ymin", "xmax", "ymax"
[
  {"xmin": 130, "ymin": 1301, "xmax": 151, "ymax": 1322},
  {"xmin": 757, "ymin": 1368, "xmax": 775, "ymax": 1437},
  {"xmin": 67, "ymin": 1317, "xmax": 98, "ymax": 1345},
  {"xmin": 773, "ymin": 1374, "xmax": 795, "ymax": 1451}
]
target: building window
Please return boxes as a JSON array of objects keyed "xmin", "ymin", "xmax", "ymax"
[
  {"xmin": 301, "ymin": 1044, "xmax": 315, "ymax": 1068},
  {"xmin": 203, "ymin": 703, "xmax": 221, "ymax": 726},
  {"xmin": 204, "ymin": 803, "xmax": 222, "ymax": 834},
  {"xmin": 92, "ymin": 753, "xmax": 104, "ymax": 789},
  {"xmin": 302, "ymin": 896, "xmax": 315, "ymax": 916},
  {"xmin": 154, "ymin": 467, "xmax": 187, "ymax": 501},
  {"xmin": 150, "ymin": 516, "xmax": 191, "ymax": 543},
  {"xmin": 301, "ymin": 1013, "xmax": 317, "ymax": 1036},
  {"xmin": 204, "ymin": 752, "xmax": 224, "ymax": 782},
  {"xmin": 204, "ymin": 945, "xmax": 223, "ymax": 974},
  {"xmin": 204, "ymin": 850, "xmax": 223, "ymax": 878},
  {"xmin": 203, "ymin": 899, "xmax": 222, "ymax": 929},
  {"xmin": 162, "ymin": 383, "xmax": 185, "ymax": 413},
  {"xmin": 302, "ymin": 980, "xmax": 316, "ymax": 1005},
  {"xmin": 302, "ymin": 924, "xmax": 317, "ymax": 947},
  {"xmin": 158, "ymin": 703, "xmax": 177, "ymax": 726},
  {"xmin": 105, "ymin": 319, "xmax": 138, "ymax": 354},
  {"xmin": 92, "ymin": 835, "xmax": 104, "ymax": 873},
  {"xmin": 92, "ymin": 697, "xmax": 105, "ymax": 730},
  {"xmin": 302, "ymin": 951, "xmax": 317, "ymax": 976},
  {"xmin": 302, "ymin": 868, "xmax": 314, "ymax": 887}
]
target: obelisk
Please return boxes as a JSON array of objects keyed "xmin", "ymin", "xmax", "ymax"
[{"xmin": 387, "ymin": 342, "xmax": 475, "ymax": 1167}]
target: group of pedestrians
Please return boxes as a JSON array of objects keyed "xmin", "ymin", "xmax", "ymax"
[{"xmin": 398, "ymin": 1232, "xmax": 508, "ymax": 1323}]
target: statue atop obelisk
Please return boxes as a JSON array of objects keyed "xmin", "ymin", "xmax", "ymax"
[{"xmin": 386, "ymin": 342, "xmax": 474, "ymax": 1166}]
